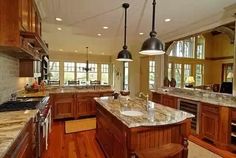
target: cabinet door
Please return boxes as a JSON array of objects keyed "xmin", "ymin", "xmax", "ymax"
[
  {"xmin": 151, "ymin": 92, "xmax": 162, "ymax": 104},
  {"xmin": 162, "ymin": 95, "xmax": 177, "ymax": 109},
  {"xmin": 20, "ymin": 0, "xmax": 30, "ymax": 31},
  {"xmin": 54, "ymin": 94, "xmax": 74, "ymax": 119},
  {"xmin": 76, "ymin": 98, "xmax": 89, "ymax": 117},
  {"xmin": 201, "ymin": 112, "xmax": 219, "ymax": 141}
]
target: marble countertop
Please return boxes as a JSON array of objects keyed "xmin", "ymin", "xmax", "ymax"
[
  {"xmin": 95, "ymin": 97, "xmax": 194, "ymax": 128},
  {"xmin": 151, "ymin": 89, "xmax": 236, "ymax": 108},
  {"xmin": 0, "ymin": 110, "xmax": 38, "ymax": 158}
]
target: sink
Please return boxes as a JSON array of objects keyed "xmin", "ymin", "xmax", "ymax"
[{"xmin": 120, "ymin": 110, "xmax": 143, "ymax": 117}]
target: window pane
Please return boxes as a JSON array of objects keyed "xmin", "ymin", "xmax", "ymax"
[
  {"xmin": 76, "ymin": 63, "xmax": 87, "ymax": 84},
  {"xmin": 184, "ymin": 64, "xmax": 191, "ymax": 83},
  {"xmin": 196, "ymin": 35, "xmax": 205, "ymax": 59},
  {"xmin": 195, "ymin": 64, "xmax": 204, "ymax": 86},
  {"xmin": 101, "ymin": 64, "xmax": 109, "ymax": 85},
  {"xmin": 174, "ymin": 64, "xmax": 182, "ymax": 88},
  {"xmin": 49, "ymin": 61, "xmax": 59, "ymax": 81},
  {"xmin": 88, "ymin": 63, "xmax": 97, "ymax": 81},
  {"xmin": 123, "ymin": 62, "xmax": 129, "ymax": 90},
  {"xmin": 149, "ymin": 61, "xmax": 156, "ymax": 89},
  {"xmin": 64, "ymin": 62, "xmax": 75, "ymax": 84},
  {"xmin": 168, "ymin": 63, "xmax": 172, "ymax": 80}
]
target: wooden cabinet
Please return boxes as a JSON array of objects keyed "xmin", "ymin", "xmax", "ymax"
[
  {"xmin": 75, "ymin": 93, "xmax": 100, "ymax": 118},
  {"xmin": 19, "ymin": 59, "xmax": 41, "ymax": 77},
  {"xmin": 200, "ymin": 103, "xmax": 219, "ymax": 142},
  {"xmin": 161, "ymin": 94, "xmax": 177, "ymax": 109},
  {"xmin": 53, "ymin": 93, "xmax": 75, "ymax": 119},
  {"xmin": 4, "ymin": 119, "xmax": 33, "ymax": 158},
  {"xmin": 0, "ymin": 0, "xmax": 47, "ymax": 59},
  {"xmin": 151, "ymin": 92, "xmax": 162, "ymax": 104}
]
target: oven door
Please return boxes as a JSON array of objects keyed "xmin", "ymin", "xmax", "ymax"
[{"xmin": 39, "ymin": 108, "xmax": 52, "ymax": 157}]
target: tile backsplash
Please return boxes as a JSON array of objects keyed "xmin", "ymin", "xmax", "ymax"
[{"xmin": 0, "ymin": 53, "xmax": 33, "ymax": 104}]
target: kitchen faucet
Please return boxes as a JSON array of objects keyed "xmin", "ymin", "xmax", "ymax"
[{"xmin": 138, "ymin": 92, "xmax": 150, "ymax": 110}]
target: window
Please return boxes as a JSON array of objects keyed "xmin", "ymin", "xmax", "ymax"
[
  {"xmin": 149, "ymin": 61, "xmax": 156, "ymax": 89},
  {"xmin": 196, "ymin": 35, "xmax": 205, "ymax": 59},
  {"xmin": 222, "ymin": 64, "xmax": 233, "ymax": 82},
  {"xmin": 174, "ymin": 64, "xmax": 182, "ymax": 88},
  {"xmin": 169, "ymin": 35, "xmax": 205, "ymax": 59},
  {"xmin": 184, "ymin": 64, "xmax": 191, "ymax": 83},
  {"xmin": 123, "ymin": 62, "xmax": 129, "ymax": 90},
  {"xmin": 76, "ymin": 63, "xmax": 87, "ymax": 84},
  {"xmin": 195, "ymin": 64, "xmax": 204, "ymax": 86},
  {"xmin": 101, "ymin": 64, "xmax": 109, "ymax": 85},
  {"xmin": 49, "ymin": 61, "xmax": 59, "ymax": 81},
  {"xmin": 88, "ymin": 63, "xmax": 97, "ymax": 81},
  {"xmin": 64, "ymin": 62, "xmax": 75, "ymax": 84},
  {"xmin": 168, "ymin": 63, "xmax": 172, "ymax": 80}
]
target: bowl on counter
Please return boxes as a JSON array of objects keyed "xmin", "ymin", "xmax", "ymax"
[{"xmin": 120, "ymin": 90, "xmax": 130, "ymax": 96}]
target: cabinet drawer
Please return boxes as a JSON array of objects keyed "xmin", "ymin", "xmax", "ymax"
[{"xmin": 201, "ymin": 103, "xmax": 219, "ymax": 114}]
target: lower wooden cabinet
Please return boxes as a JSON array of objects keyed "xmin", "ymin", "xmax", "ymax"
[
  {"xmin": 161, "ymin": 94, "xmax": 177, "ymax": 109},
  {"xmin": 52, "ymin": 91, "xmax": 113, "ymax": 119},
  {"xmin": 53, "ymin": 93, "xmax": 75, "ymax": 119},
  {"xmin": 151, "ymin": 92, "xmax": 162, "ymax": 104},
  {"xmin": 200, "ymin": 103, "xmax": 219, "ymax": 142}
]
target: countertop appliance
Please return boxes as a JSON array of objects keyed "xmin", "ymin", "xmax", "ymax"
[{"xmin": 0, "ymin": 96, "xmax": 51, "ymax": 158}]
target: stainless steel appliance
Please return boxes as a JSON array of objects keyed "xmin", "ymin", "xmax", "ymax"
[
  {"xmin": 177, "ymin": 99, "xmax": 200, "ymax": 134},
  {"xmin": 0, "ymin": 96, "xmax": 51, "ymax": 158}
]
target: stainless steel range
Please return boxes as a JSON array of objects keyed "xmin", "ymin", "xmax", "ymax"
[{"xmin": 0, "ymin": 96, "xmax": 51, "ymax": 158}]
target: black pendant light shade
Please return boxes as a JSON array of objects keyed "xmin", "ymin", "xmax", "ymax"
[
  {"xmin": 139, "ymin": 0, "xmax": 165, "ymax": 55},
  {"xmin": 116, "ymin": 3, "xmax": 133, "ymax": 62}
]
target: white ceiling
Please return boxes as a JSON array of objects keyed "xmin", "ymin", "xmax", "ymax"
[{"xmin": 40, "ymin": 0, "xmax": 236, "ymax": 55}]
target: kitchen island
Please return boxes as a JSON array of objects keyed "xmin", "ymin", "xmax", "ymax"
[{"xmin": 95, "ymin": 97, "xmax": 193, "ymax": 158}]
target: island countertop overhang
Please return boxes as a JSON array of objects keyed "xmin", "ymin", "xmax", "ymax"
[{"xmin": 95, "ymin": 97, "xmax": 194, "ymax": 128}]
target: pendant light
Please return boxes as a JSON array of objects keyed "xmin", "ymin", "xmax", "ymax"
[
  {"xmin": 83, "ymin": 47, "xmax": 92, "ymax": 72},
  {"xmin": 139, "ymin": 0, "xmax": 165, "ymax": 55},
  {"xmin": 116, "ymin": 3, "xmax": 133, "ymax": 62}
]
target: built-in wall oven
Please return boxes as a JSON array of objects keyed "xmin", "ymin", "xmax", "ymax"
[{"xmin": 178, "ymin": 99, "xmax": 200, "ymax": 134}]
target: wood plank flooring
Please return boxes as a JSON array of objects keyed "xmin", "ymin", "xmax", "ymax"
[{"xmin": 42, "ymin": 121, "xmax": 105, "ymax": 158}]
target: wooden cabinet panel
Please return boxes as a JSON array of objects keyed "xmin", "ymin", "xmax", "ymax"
[
  {"xmin": 151, "ymin": 92, "xmax": 162, "ymax": 104},
  {"xmin": 20, "ymin": 0, "xmax": 30, "ymax": 31},
  {"xmin": 161, "ymin": 95, "xmax": 177, "ymax": 109},
  {"xmin": 200, "ymin": 103, "xmax": 219, "ymax": 142},
  {"xmin": 53, "ymin": 94, "xmax": 74, "ymax": 119}
]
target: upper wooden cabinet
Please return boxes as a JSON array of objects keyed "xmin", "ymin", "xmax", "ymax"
[{"xmin": 0, "ymin": 0, "xmax": 47, "ymax": 59}]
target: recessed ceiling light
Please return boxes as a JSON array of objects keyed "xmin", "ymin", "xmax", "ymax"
[
  {"xmin": 103, "ymin": 26, "xmax": 109, "ymax": 29},
  {"xmin": 57, "ymin": 27, "xmax": 62, "ymax": 31},
  {"xmin": 164, "ymin": 18, "xmax": 171, "ymax": 22},
  {"xmin": 59, "ymin": 49, "xmax": 63, "ymax": 51},
  {"xmin": 97, "ymin": 33, "xmax": 102, "ymax": 36},
  {"xmin": 56, "ymin": 17, "xmax": 63, "ymax": 21},
  {"xmin": 89, "ymin": 51, "xmax": 92, "ymax": 54},
  {"xmin": 101, "ymin": 52, "xmax": 105, "ymax": 55},
  {"xmin": 74, "ymin": 50, "xmax": 78, "ymax": 53},
  {"xmin": 139, "ymin": 32, "xmax": 144, "ymax": 35}
]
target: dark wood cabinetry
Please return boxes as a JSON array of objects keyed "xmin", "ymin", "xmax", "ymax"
[
  {"xmin": 0, "ymin": 0, "xmax": 47, "ymax": 59},
  {"xmin": 161, "ymin": 94, "xmax": 177, "ymax": 109},
  {"xmin": 151, "ymin": 92, "xmax": 162, "ymax": 104},
  {"xmin": 200, "ymin": 103, "xmax": 219, "ymax": 142},
  {"xmin": 53, "ymin": 93, "xmax": 75, "ymax": 119},
  {"xmin": 4, "ymin": 119, "xmax": 33, "ymax": 158},
  {"xmin": 51, "ymin": 91, "xmax": 113, "ymax": 119},
  {"xmin": 19, "ymin": 59, "xmax": 41, "ymax": 77}
]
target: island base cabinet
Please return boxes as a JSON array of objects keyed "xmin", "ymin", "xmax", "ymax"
[{"xmin": 96, "ymin": 103, "xmax": 191, "ymax": 158}]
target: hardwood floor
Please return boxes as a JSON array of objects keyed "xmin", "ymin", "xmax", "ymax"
[{"xmin": 42, "ymin": 121, "xmax": 105, "ymax": 158}]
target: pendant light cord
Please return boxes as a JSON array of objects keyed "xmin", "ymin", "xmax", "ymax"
[
  {"xmin": 123, "ymin": 3, "xmax": 129, "ymax": 50},
  {"xmin": 150, "ymin": 0, "xmax": 157, "ymax": 37}
]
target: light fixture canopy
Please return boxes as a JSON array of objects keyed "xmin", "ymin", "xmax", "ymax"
[
  {"xmin": 139, "ymin": 0, "xmax": 165, "ymax": 55},
  {"xmin": 116, "ymin": 3, "xmax": 133, "ymax": 62}
]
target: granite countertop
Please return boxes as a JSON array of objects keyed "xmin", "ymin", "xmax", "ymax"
[
  {"xmin": 151, "ymin": 88, "xmax": 236, "ymax": 108},
  {"xmin": 95, "ymin": 97, "xmax": 194, "ymax": 128},
  {"xmin": 17, "ymin": 87, "xmax": 114, "ymax": 97},
  {"xmin": 0, "ymin": 110, "xmax": 38, "ymax": 158}
]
